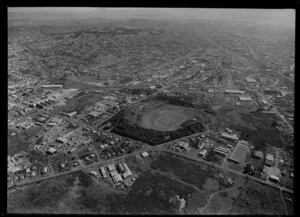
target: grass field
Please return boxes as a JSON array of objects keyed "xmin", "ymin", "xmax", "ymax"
[
  {"xmin": 8, "ymin": 127, "xmax": 42, "ymax": 156},
  {"xmin": 140, "ymin": 104, "xmax": 194, "ymax": 131},
  {"xmin": 151, "ymin": 152, "xmax": 221, "ymax": 190}
]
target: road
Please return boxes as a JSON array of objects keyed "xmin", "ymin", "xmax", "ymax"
[
  {"xmin": 252, "ymin": 88, "xmax": 294, "ymax": 132},
  {"xmin": 160, "ymin": 148, "xmax": 294, "ymax": 194},
  {"xmin": 9, "ymin": 125, "xmax": 293, "ymax": 195},
  {"xmin": 8, "ymin": 145, "xmax": 152, "ymax": 190},
  {"xmin": 280, "ymin": 189, "xmax": 289, "ymax": 215}
]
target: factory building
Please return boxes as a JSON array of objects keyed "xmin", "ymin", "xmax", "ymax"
[
  {"xmin": 112, "ymin": 174, "xmax": 123, "ymax": 183},
  {"xmin": 117, "ymin": 163, "xmax": 125, "ymax": 173},
  {"xmin": 213, "ymin": 146, "xmax": 230, "ymax": 157},
  {"xmin": 239, "ymin": 96, "xmax": 253, "ymax": 101},
  {"xmin": 269, "ymin": 175, "xmax": 280, "ymax": 183},
  {"xmin": 221, "ymin": 132, "xmax": 239, "ymax": 141},
  {"xmin": 228, "ymin": 141, "xmax": 250, "ymax": 164},
  {"xmin": 107, "ymin": 164, "xmax": 116, "ymax": 172},
  {"xmin": 42, "ymin": 84, "xmax": 63, "ymax": 89},
  {"xmin": 99, "ymin": 167, "xmax": 107, "ymax": 179},
  {"xmin": 122, "ymin": 163, "xmax": 133, "ymax": 179}
]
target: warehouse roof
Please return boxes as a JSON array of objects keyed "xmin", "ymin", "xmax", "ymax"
[
  {"xmin": 224, "ymin": 89, "xmax": 245, "ymax": 94},
  {"xmin": 239, "ymin": 96, "xmax": 253, "ymax": 101}
]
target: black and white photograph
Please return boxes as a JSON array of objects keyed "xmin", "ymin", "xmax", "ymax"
[{"xmin": 7, "ymin": 7, "xmax": 294, "ymax": 215}]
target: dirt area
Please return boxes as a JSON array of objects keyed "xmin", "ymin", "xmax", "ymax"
[
  {"xmin": 184, "ymin": 190, "xmax": 211, "ymax": 214},
  {"xmin": 202, "ymin": 177, "xmax": 220, "ymax": 192},
  {"xmin": 7, "ymin": 171, "xmax": 114, "ymax": 214},
  {"xmin": 110, "ymin": 171, "xmax": 195, "ymax": 214},
  {"xmin": 230, "ymin": 179, "xmax": 286, "ymax": 215},
  {"xmin": 203, "ymin": 192, "xmax": 234, "ymax": 214}
]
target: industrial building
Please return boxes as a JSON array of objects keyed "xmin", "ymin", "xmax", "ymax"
[
  {"xmin": 239, "ymin": 96, "xmax": 253, "ymax": 101},
  {"xmin": 122, "ymin": 163, "xmax": 133, "ymax": 179},
  {"xmin": 117, "ymin": 163, "xmax": 125, "ymax": 173},
  {"xmin": 269, "ymin": 175, "xmax": 280, "ymax": 183},
  {"xmin": 221, "ymin": 132, "xmax": 239, "ymax": 141},
  {"xmin": 228, "ymin": 141, "xmax": 250, "ymax": 164},
  {"xmin": 42, "ymin": 84, "xmax": 63, "ymax": 89},
  {"xmin": 99, "ymin": 167, "xmax": 107, "ymax": 179},
  {"xmin": 112, "ymin": 173, "xmax": 123, "ymax": 183},
  {"xmin": 213, "ymin": 146, "xmax": 230, "ymax": 157},
  {"xmin": 107, "ymin": 164, "xmax": 116, "ymax": 172}
]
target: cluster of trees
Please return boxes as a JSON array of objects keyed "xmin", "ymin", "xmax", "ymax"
[
  {"xmin": 121, "ymin": 87, "xmax": 156, "ymax": 96},
  {"xmin": 154, "ymin": 94, "xmax": 195, "ymax": 108}
]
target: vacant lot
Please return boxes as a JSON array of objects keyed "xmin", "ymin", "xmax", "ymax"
[
  {"xmin": 110, "ymin": 172, "xmax": 195, "ymax": 214},
  {"xmin": 215, "ymin": 109, "xmax": 283, "ymax": 150},
  {"xmin": 8, "ymin": 171, "xmax": 114, "ymax": 214},
  {"xmin": 230, "ymin": 179, "xmax": 286, "ymax": 215},
  {"xmin": 151, "ymin": 152, "xmax": 222, "ymax": 190},
  {"xmin": 8, "ymin": 127, "xmax": 42, "ymax": 156}
]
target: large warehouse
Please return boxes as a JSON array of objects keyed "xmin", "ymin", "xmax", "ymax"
[{"xmin": 228, "ymin": 141, "xmax": 250, "ymax": 164}]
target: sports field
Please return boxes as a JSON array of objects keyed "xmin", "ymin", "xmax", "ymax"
[{"xmin": 138, "ymin": 105, "xmax": 195, "ymax": 131}]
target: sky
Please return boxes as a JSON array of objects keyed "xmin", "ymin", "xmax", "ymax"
[{"xmin": 7, "ymin": 7, "xmax": 295, "ymax": 27}]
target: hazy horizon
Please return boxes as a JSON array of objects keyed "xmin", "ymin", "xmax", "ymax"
[{"xmin": 8, "ymin": 7, "xmax": 295, "ymax": 27}]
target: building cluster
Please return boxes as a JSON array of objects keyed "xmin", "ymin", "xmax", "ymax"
[
  {"xmin": 95, "ymin": 133, "xmax": 144, "ymax": 160},
  {"xmin": 7, "ymin": 153, "xmax": 50, "ymax": 186},
  {"xmin": 88, "ymin": 161, "xmax": 136, "ymax": 188}
]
